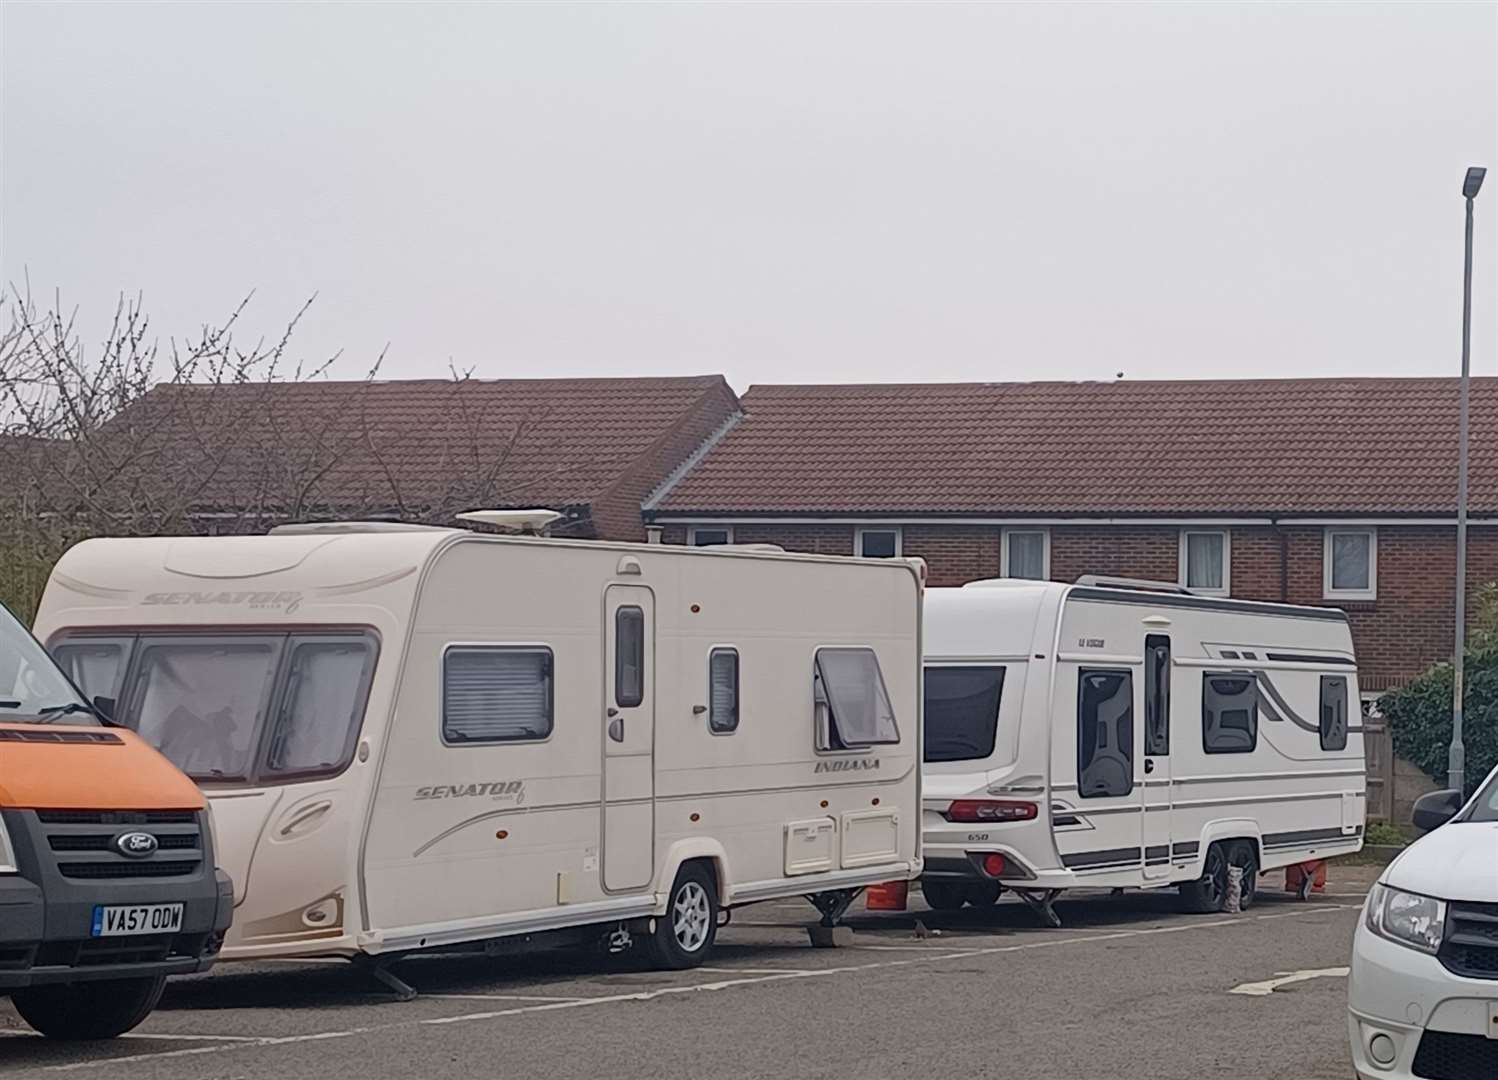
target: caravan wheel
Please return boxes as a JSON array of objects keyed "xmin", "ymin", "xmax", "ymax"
[
  {"xmin": 647, "ymin": 863, "xmax": 719, "ymax": 970},
  {"xmin": 1178, "ymin": 843, "xmax": 1229, "ymax": 914},
  {"xmin": 920, "ymin": 880, "xmax": 968, "ymax": 911}
]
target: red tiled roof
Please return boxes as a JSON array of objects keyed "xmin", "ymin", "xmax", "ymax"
[
  {"xmin": 98, "ymin": 375, "xmax": 733, "ymax": 517},
  {"xmin": 654, "ymin": 378, "xmax": 1498, "ymax": 516}
]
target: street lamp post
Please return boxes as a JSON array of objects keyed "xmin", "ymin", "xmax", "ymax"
[{"xmin": 1451, "ymin": 164, "xmax": 1486, "ymax": 796}]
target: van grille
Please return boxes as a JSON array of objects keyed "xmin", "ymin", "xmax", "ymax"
[
  {"xmin": 36, "ymin": 810, "xmax": 196, "ymax": 826},
  {"xmin": 1437, "ymin": 902, "xmax": 1498, "ymax": 980},
  {"xmin": 1412, "ymin": 1030, "xmax": 1498, "ymax": 1080},
  {"xmin": 34, "ymin": 933, "xmax": 210, "ymax": 969},
  {"xmin": 33, "ymin": 810, "xmax": 204, "ymax": 881}
]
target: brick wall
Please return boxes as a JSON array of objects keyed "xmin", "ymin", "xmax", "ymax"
[{"xmin": 656, "ymin": 519, "xmax": 1498, "ymax": 693}]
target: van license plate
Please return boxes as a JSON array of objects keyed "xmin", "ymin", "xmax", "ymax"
[{"xmin": 91, "ymin": 904, "xmax": 184, "ymax": 937}]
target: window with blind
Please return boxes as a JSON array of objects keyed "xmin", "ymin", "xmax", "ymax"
[
  {"xmin": 708, "ymin": 648, "xmax": 739, "ymax": 734},
  {"xmin": 443, "ymin": 646, "xmax": 554, "ymax": 744},
  {"xmin": 1320, "ymin": 676, "xmax": 1349, "ymax": 752}
]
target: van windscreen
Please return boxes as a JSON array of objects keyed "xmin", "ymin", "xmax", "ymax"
[{"xmin": 923, "ymin": 666, "xmax": 1005, "ymax": 763}]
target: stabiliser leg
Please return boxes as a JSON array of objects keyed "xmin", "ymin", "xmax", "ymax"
[
  {"xmin": 356, "ymin": 954, "xmax": 417, "ymax": 1002},
  {"xmin": 1014, "ymin": 889, "xmax": 1063, "ymax": 929}
]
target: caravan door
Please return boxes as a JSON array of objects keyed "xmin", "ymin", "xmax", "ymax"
[
  {"xmin": 602, "ymin": 585, "xmax": 656, "ymax": 892},
  {"xmin": 1141, "ymin": 634, "xmax": 1173, "ymax": 880}
]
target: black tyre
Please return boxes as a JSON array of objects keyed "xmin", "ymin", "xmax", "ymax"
[
  {"xmin": 12, "ymin": 975, "xmax": 166, "ymax": 1039},
  {"xmin": 646, "ymin": 862, "xmax": 718, "ymax": 970},
  {"xmin": 964, "ymin": 881, "xmax": 1003, "ymax": 906},
  {"xmin": 1179, "ymin": 842, "xmax": 1229, "ymax": 914},
  {"xmin": 921, "ymin": 880, "xmax": 968, "ymax": 911},
  {"xmin": 1227, "ymin": 841, "xmax": 1259, "ymax": 910}
]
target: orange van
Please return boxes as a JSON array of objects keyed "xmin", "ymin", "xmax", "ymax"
[{"xmin": 0, "ymin": 603, "xmax": 232, "ymax": 1038}]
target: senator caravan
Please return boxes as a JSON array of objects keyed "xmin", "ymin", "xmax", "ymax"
[
  {"xmin": 32, "ymin": 520, "xmax": 923, "ymax": 971},
  {"xmin": 920, "ymin": 577, "xmax": 1364, "ymax": 923}
]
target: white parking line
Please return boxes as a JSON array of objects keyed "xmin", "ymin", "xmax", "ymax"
[
  {"xmin": 47, "ymin": 901, "xmax": 1357, "ymax": 1073},
  {"xmin": 121, "ymin": 1033, "xmax": 265, "ymax": 1042},
  {"xmin": 696, "ymin": 966, "xmax": 813, "ymax": 975}
]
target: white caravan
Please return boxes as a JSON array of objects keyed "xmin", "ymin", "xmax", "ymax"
[
  {"xmin": 32, "ymin": 523, "xmax": 923, "ymax": 977},
  {"xmin": 919, "ymin": 577, "xmax": 1364, "ymax": 923}
]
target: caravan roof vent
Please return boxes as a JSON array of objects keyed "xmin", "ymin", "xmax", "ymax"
[{"xmin": 455, "ymin": 509, "xmax": 564, "ymax": 535}]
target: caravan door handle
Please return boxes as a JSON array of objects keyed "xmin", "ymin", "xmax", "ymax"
[
  {"xmin": 1144, "ymin": 759, "xmax": 1156, "ymax": 775},
  {"xmin": 607, "ymin": 717, "xmax": 625, "ymax": 743}
]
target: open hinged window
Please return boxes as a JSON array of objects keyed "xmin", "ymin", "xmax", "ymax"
[{"xmin": 814, "ymin": 647, "xmax": 899, "ymax": 750}]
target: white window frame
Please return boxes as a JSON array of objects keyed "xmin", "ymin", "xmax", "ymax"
[
  {"xmin": 1000, "ymin": 528, "xmax": 1051, "ymax": 580},
  {"xmin": 1178, "ymin": 529, "xmax": 1231, "ymax": 596},
  {"xmin": 1323, "ymin": 527, "xmax": 1378, "ymax": 601},
  {"xmin": 854, "ymin": 526, "xmax": 902, "ymax": 558},
  {"xmin": 688, "ymin": 525, "xmax": 734, "ymax": 547}
]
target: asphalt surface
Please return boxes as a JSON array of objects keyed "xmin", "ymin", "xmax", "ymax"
[{"xmin": 0, "ymin": 864, "xmax": 1382, "ymax": 1080}]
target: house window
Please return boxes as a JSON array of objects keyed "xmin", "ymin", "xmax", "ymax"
[
  {"xmin": 1180, "ymin": 530, "xmax": 1230, "ymax": 595},
  {"xmin": 1077, "ymin": 669, "xmax": 1133, "ymax": 798},
  {"xmin": 856, "ymin": 528, "xmax": 901, "ymax": 559},
  {"xmin": 708, "ymin": 648, "xmax": 739, "ymax": 734},
  {"xmin": 1202, "ymin": 673, "xmax": 1257, "ymax": 754},
  {"xmin": 1320, "ymin": 676, "xmax": 1349, "ymax": 752},
  {"xmin": 689, "ymin": 526, "xmax": 733, "ymax": 547},
  {"xmin": 1002, "ymin": 529, "xmax": 1050, "ymax": 580},
  {"xmin": 1324, "ymin": 528, "xmax": 1377, "ymax": 601},
  {"xmin": 813, "ymin": 647, "xmax": 900, "ymax": 750},
  {"xmin": 442, "ymin": 646, "xmax": 554, "ymax": 744}
]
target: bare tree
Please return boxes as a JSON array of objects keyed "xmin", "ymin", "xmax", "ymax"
[{"xmin": 0, "ymin": 288, "xmax": 583, "ymax": 619}]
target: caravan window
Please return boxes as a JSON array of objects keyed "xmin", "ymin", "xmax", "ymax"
[
  {"xmin": 1320, "ymin": 676, "xmax": 1349, "ymax": 751},
  {"xmin": 264, "ymin": 639, "xmax": 375, "ymax": 777},
  {"xmin": 924, "ymin": 666, "xmax": 1005, "ymax": 763},
  {"xmin": 127, "ymin": 639, "xmax": 282, "ymax": 781},
  {"xmin": 814, "ymin": 648, "xmax": 900, "ymax": 750},
  {"xmin": 51, "ymin": 638, "xmax": 132, "ymax": 704},
  {"xmin": 615, "ymin": 607, "xmax": 645, "ymax": 708},
  {"xmin": 1202, "ymin": 673, "xmax": 1258, "ymax": 753},
  {"xmin": 708, "ymin": 648, "xmax": 739, "ymax": 734},
  {"xmin": 1077, "ymin": 669, "xmax": 1133, "ymax": 798},
  {"xmin": 1144, "ymin": 635, "xmax": 1170, "ymax": 756},
  {"xmin": 443, "ymin": 647, "xmax": 554, "ymax": 744}
]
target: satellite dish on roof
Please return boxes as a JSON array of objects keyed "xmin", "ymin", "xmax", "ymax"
[{"xmin": 455, "ymin": 509, "xmax": 564, "ymax": 535}]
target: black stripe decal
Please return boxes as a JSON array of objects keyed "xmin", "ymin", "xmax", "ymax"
[
  {"xmin": 1062, "ymin": 846, "xmax": 1142, "ymax": 869},
  {"xmin": 1068, "ymin": 587, "xmax": 1349, "ymax": 622},
  {"xmin": 1172, "ymin": 841, "xmax": 1199, "ymax": 856},
  {"xmin": 1261, "ymin": 826, "xmax": 1362, "ymax": 849},
  {"xmin": 1145, "ymin": 845, "xmax": 1169, "ymax": 860},
  {"xmin": 1254, "ymin": 672, "xmax": 1321, "ymax": 735},
  {"xmin": 1264, "ymin": 652, "xmax": 1357, "ymax": 666}
]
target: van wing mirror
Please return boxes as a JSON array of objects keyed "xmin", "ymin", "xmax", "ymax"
[{"xmin": 1412, "ymin": 788, "xmax": 1463, "ymax": 832}]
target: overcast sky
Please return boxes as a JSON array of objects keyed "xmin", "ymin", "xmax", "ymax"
[{"xmin": 3, "ymin": 2, "xmax": 1495, "ymax": 389}]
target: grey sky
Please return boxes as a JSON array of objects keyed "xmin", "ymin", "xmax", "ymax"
[{"xmin": 3, "ymin": 1, "xmax": 1495, "ymax": 389}]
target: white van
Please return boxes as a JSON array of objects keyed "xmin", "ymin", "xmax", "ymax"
[
  {"xmin": 31, "ymin": 521, "xmax": 923, "ymax": 979},
  {"xmin": 920, "ymin": 577, "xmax": 1365, "ymax": 923}
]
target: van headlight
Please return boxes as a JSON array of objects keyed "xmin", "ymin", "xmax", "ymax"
[
  {"xmin": 0, "ymin": 815, "xmax": 18, "ymax": 874},
  {"xmin": 1366, "ymin": 883, "xmax": 1447, "ymax": 954}
]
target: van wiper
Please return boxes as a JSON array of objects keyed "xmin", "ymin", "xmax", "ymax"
[{"xmin": 32, "ymin": 703, "xmax": 97, "ymax": 724}]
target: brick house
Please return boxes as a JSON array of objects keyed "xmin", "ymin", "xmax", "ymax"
[
  {"xmin": 46, "ymin": 375, "xmax": 742, "ymax": 542},
  {"xmin": 645, "ymin": 378, "xmax": 1498, "ymax": 701}
]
